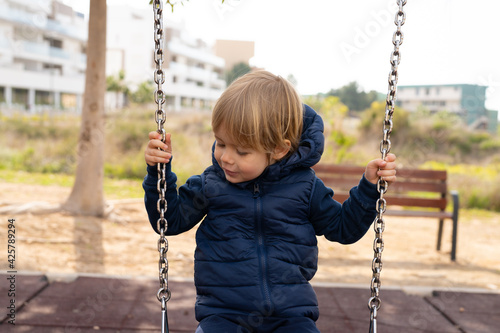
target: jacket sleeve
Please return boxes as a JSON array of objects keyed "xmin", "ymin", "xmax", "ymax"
[
  {"xmin": 143, "ymin": 163, "xmax": 208, "ymax": 235},
  {"xmin": 309, "ymin": 174, "xmax": 379, "ymax": 244}
]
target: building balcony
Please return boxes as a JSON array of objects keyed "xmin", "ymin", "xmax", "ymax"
[
  {"xmin": 24, "ymin": 41, "xmax": 71, "ymax": 59},
  {"xmin": 163, "ymin": 81, "xmax": 223, "ymax": 101},
  {"xmin": 169, "ymin": 62, "xmax": 225, "ymax": 89},
  {"xmin": 0, "ymin": 3, "xmax": 87, "ymax": 41},
  {"xmin": 0, "ymin": 37, "xmax": 86, "ymax": 69},
  {"xmin": 0, "ymin": 66, "xmax": 84, "ymax": 94},
  {"xmin": 168, "ymin": 40, "xmax": 225, "ymax": 69}
]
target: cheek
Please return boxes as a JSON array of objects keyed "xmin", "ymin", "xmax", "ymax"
[
  {"xmin": 243, "ymin": 156, "xmax": 268, "ymax": 174},
  {"xmin": 213, "ymin": 147, "xmax": 221, "ymax": 160}
]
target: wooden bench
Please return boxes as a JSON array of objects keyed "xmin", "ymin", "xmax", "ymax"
[{"xmin": 313, "ymin": 164, "xmax": 460, "ymax": 261}]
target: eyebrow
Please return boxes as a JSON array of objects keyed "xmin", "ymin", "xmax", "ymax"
[{"xmin": 214, "ymin": 135, "xmax": 251, "ymax": 150}]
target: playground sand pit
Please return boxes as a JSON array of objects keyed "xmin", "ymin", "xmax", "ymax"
[{"xmin": 1, "ymin": 182, "xmax": 499, "ymax": 292}]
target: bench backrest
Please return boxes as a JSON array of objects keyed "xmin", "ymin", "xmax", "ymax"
[{"xmin": 312, "ymin": 164, "xmax": 448, "ymax": 210}]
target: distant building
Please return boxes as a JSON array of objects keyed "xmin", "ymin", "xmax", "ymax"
[
  {"xmin": 397, "ymin": 84, "xmax": 498, "ymax": 133},
  {"xmin": 0, "ymin": 0, "xmax": 87, "ymax": 113},
  {"xmin": 0, "ymin": 1, "xmax": 226, "ymax": 114},
  {"xmin": 107, "ymin": 3, "xmax": 226, "ymax": 111},
  {"xmin": 162, "ymin": 25, "xmax": 226, "ymax": 111},
  {"xmin": 214, "ymin": 39, "xmax": 254, "ymax": 71}
]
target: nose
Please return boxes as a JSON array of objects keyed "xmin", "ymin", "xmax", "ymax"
[{"xmin": 220, "ymin": 149, "xmax": 233, "ymax": 164}]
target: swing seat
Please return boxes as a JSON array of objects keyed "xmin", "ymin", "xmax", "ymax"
[{"xmin": 313, "ymin": 164, "xmax": 459, "ymax": 261}]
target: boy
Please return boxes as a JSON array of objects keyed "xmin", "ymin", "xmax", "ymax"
[{"xmin": 144, "ymin": 71, "xmax": 396, "ymax": 332}]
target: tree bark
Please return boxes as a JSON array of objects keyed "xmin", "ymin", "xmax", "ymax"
[{"xmin": 63, "ymin": 0, "xmax": 107, "ymax": 216}]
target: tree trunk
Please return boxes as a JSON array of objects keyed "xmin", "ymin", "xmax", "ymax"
[{"xmin": 63, "ymin": 0, "xmax": 107, "ymax": 216}]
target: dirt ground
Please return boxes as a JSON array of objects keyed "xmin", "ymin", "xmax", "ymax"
[{"xmin": 1, "ymin": 182, "xmax": 499, "ymax": 292}]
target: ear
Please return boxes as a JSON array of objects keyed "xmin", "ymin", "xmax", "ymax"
[{"xmin": 272, "ymin": 140, "xmax": 291, "ymax": 161}]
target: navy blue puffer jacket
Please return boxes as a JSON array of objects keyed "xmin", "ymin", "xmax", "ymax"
[{"xmin": 143, "ymin": 105, "xmax": 379, "ymax": 323}]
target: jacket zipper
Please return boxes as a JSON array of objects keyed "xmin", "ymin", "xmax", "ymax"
[{"xmin": 254, "ymin": 183, "xmax": 272, "ymax": 313}]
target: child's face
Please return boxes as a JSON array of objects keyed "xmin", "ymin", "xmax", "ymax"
[{"xmin": 214, "ymin": 127, "xmax": 271, "ymax": 184}]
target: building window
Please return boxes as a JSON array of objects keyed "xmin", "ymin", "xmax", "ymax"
[
  {"xmin": 43, "ymin": 64, "xmax": 63, "ymax": 75},
  {"xmin": 35, "ymin": 90, "xmax": 52, "ymax": 105},
  {"xmin": 435, "ymin": 87, "xmax": 440, "ymax": 95},
  {"xmin": 61, "ymin": 93, "xmax": 77, "ymax": 109},
  {"xmin": 12, "ymin": 88, "xmax": 28, "ymax": 107},
  {"xmin": 425, "ymin": 88, "xmax": 430, "ymax": 95},
  {"xmin": 415, "ymin": 88, "xmax": 419, "ymax": 95},
  {"xmin": 44, "ymin": 36, "xmax": 63, "ymax": 49}
]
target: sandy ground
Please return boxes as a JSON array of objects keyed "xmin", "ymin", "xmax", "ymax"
[{"xmin": 0, "ymin": 182, "xmax": 499, "ymax": 293}]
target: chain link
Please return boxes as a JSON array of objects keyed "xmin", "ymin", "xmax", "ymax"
[
  {"xmin": 369, "ymin": 1, "xmax": 407, "ymax": 332},
  {"xmin": 153, "ymin": 1, "xmax": 170, "ymax": 332}
]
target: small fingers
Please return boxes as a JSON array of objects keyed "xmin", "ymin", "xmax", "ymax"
[
  {"xmin": 145, "ymin": 150, "xmax": 171, "ymax": 166},
  {"xmin": 148, "ymin": 139, "xmax": 169, "ymax": 151},
  {"xmin": 377, "ymin": 169, "xmax": 397, "ymax": 183},
  {"xmin": 380, "ymin": 161, "xmax": 397, "ymax": 171},
  {"xmin": 149, "ymin": 131, "xmax": 162, "ymax": 140},
  {"xmin": 146, "ymin": 132, "xmax": 172, "ymax": 166},
  {"xmin": 378, "ymin": 154, "xmax": 397, "ymax": 183},
  {"xmin": 379, "ymin": 154, "xmax": 397, "ymax": 170},
  {"xmin": 380, "ymin": 171, "xmax": 397, "ymax": 182},
  {"xmin": 147, "ymin": 132, "xmax": 170, "ymax": 152},
  {"xmin": 385, "ymin": 153, "xmax": 396, "ymax": 162}
]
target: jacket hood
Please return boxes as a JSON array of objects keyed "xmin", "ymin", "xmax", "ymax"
[
  {"xmin": 211, "ymin": 104, "xmax": 324, "ymax": 182},
  {"xmin": 282, "ymin": 104, "xmax": 325, "ymax": 171}
]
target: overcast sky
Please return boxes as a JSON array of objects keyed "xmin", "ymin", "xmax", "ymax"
[{"xmin": 65, "ymin": 0, "xmax": 500, "ymax": 113}]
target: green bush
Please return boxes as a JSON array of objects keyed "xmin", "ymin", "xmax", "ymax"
[
  {"xmin": 359, "ymin": 101, "xmax": 410, "ymax": 138},
  {"xmin": 426, "ymin": 163, "xmax": 500, "ymax": 212},
  {"xmin": 469, "ymin": 132, "xmax": 491, "ymax": 144},
  {"xmin": 1, "ymin": 106, "xmax": 499, "ymax": 211},
  {"xmin": 479, "ymin": 139, "xmax": 500, "ymax": 151}
]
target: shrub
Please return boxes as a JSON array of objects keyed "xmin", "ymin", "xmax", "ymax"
[
  {"xmin": 359, "ymin": 101, "xmax": 410, "ymax": 138},
  {"xmin": 479, "ymin": 139, "xmax": 500, "ymax": 151}
]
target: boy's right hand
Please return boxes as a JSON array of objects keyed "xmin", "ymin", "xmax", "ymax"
[{"xmin": 145, "ymin": 131, "xmax": 172, "ymax": 166}]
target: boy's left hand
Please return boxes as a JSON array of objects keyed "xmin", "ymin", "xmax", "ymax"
[{"xmin": 365, "ymin": 153, "xmax": 397, "ymax": 185}]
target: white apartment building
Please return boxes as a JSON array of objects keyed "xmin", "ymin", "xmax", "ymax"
[
  {"xmin": 0, "ymin": 0, "xmax": 87, "ymax": 113},
  {"xmin": 398, "ymin": 84, "xmax": 498, "ymax": 133},
  {"xmin": 0, "ymin": 1, "xmax": 225, "ymax": 114},
  {"xmin": 107, "ymin": 4, "xmax": 226, "ymax": 111}
]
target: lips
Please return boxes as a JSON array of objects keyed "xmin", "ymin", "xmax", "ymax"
[{"xmin": 223, "ymin": 168, "xmax": 238, "ymax": 178}]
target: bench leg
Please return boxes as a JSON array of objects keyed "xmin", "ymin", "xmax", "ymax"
[
  {"xmin": 450, "ymin": 191, "xmax": 459, "ymax": 261},
  {"xmin": 451, "ymin": 217, "xmax": 458, "ymax": 261},
  {"xmin": 436, "ymin": 219, "xmax": 444, "ymax": 251}
]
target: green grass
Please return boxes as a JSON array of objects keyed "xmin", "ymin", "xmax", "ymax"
[
  {"xmin": 420, "ymin": 161, "xmax": 500, "ymax": 211},
  {"xmin": 0, "ymin": 169, "xmax": 74, "ymax": 186},
  {"xmin": 459, "ymin": 208, "xmax": 500, "ymax": 223},
  {"xmin": 1, "ymin": 107, "xmax": 499, "ymax": 211},
  {"xmin": 0, "ymin": 169, "xmax": 144, "ymax": 200}
]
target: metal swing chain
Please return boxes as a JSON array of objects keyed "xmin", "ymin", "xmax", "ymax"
[
  {"xmin": 153, "ymin": 1, "xmax": 170, "ymax": 332},
  {"xmin": 368, "ymin": 1, "xmax": 406, "ymax": 332}
]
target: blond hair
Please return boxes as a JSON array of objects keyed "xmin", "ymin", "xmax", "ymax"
[{"xmin": 212, "ymin": 70, "xmax": 303, "ymax": 158}]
